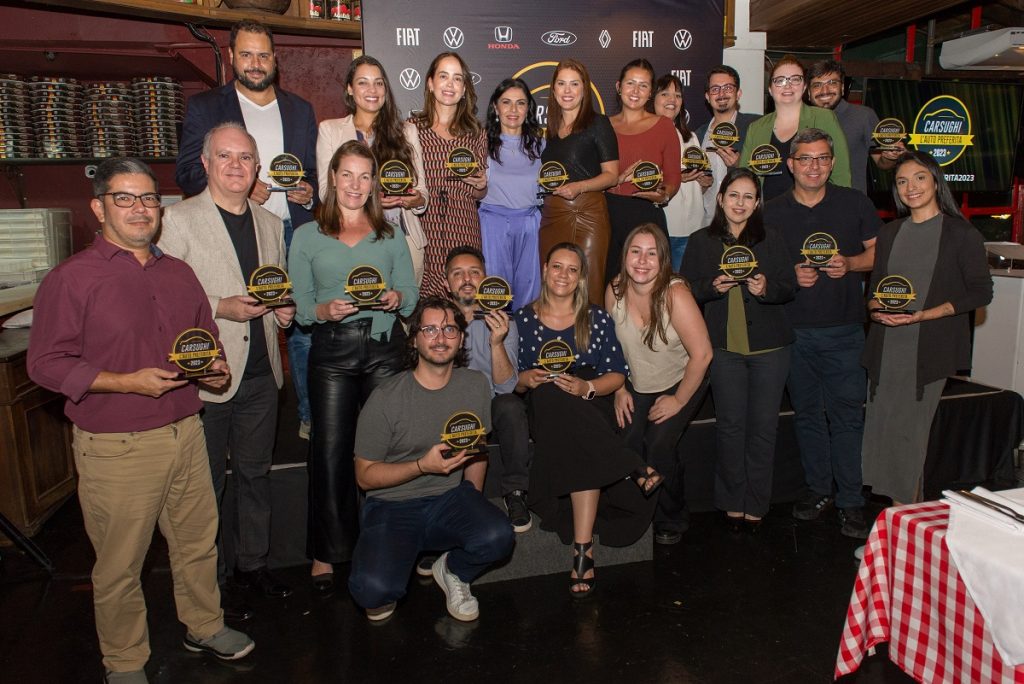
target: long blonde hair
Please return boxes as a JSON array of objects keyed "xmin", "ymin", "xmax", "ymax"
[
  {"xmin": 535, "ymin": 242, "xmax": 591, "ymax": 353},
  {"xmin": 610, "ymin": 223, "xmax": 676, "ymax": 350}
]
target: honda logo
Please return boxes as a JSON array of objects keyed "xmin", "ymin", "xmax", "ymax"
[
  {"xmin": 494, "ymin": 26, "xmax": 513, "ymax": 43},
  {"xmin": 399, "ymin": 68, "xmax": 421, "ymax": 91},
  {"xmin": 673, "ymin": 29, "xmax": 692, "ymax": 50},
  {"xmin": 443, "ymin": 26, "xmax": 465, "ymax": 49},
  {"xmin": 599, "ymin": 30, "xmax": 611, "ymax": 49},
  {"xmin": 541, "ymin": 30, "xmax": 578, "ymax": 46}
]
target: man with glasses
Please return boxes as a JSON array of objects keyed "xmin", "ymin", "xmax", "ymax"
[
  {"xmin": 348, "ymin": 296, "xmax": 515, "ymax": 622},
  {"xmin": 693, "ymin": 65, "xmax": 759, "ymax": 225},
  {"xmin": 159, "ymin": 122, "xmax": 295, "ymax": 606},
  {"xmin": 28, "ymin": 158, "xmax": 253, "ymax": 683},
  {"xmin": 764, "ymin": 128, "xmax": 879, "ymax": 539},
  {"xmin": 807, "ymin": 60, "xmax": 900, "ymax": 194}
]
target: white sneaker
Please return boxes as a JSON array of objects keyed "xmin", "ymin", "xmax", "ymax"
[
  {"xmin": 298, "ymin": 421, "xmax": 311, "ymax": 440},
  {"xmin": 431, "ymin": 552, "xmax": 479, "ymax": 622},
  {"xmin": 853, "ymin": 545, "xmax": 865, "ymax": 561}
]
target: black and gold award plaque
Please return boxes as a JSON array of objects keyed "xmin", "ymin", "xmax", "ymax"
[
  {"xmin": 267, "ymin": 153, "xmax": 304, "ymax": 192},
  {"xmin": 446, "ymin": 146, "xmax": 479, "ymax": 178},
  {"xmin": 873, "ymin": 275, "xmax": 917, "ymax": 313},
  {"xmin": 168, "ymin": 328, "xmax": 223, "ymax": 380},
  {"xmin": 474, "ymin": 275, "xmax": 513, "ymax": 318},
  {"xmin": 537, "ymin": 338, "xmax": 575, "ymax": 377},
  {"xmin": 682, "ymin": 146, "xmax": 712, "ymax": 175},
  {"xmin": 440, "ymin": 410, "xmax": 488, "ymax": 457},
  {"xmin": 345, "ymin": 264, "xmax": 387, "ymax": 309},
  {"xmin": 630, "ymin": 160, "xmax": 663, "ymax": 192},
  {"xmin": 749, "ymin": 144, "xmax": 783, "ymax": 176},
  {"xmin": 871, "ymin": 118, "xmax": 907, "ymax": 150},
  {"xmin": 247, "ymin": 264, "xmax": 293, "ymax": 307},
  {"xmin": 707, "ymin": 121, "xmax": 739, "ymax": 150},
  {"xmin": 537, "ymin": 160, "xmax": 569, "ymax": 196},
  {"xmin": 379, "ymin": 159, "xmax": 414, "ymax": 195},
  {"xmin": 799, "ymin": 232, "xmax": 839, "ymax": 269},
  {"xmin": 719, "ymin": 245, "xmax": 759, "ymax": 281}
]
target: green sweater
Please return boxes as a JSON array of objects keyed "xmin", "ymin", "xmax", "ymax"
[{"xmin": 739, "ymin": 104, "xmax": 852, "ymax": 188}]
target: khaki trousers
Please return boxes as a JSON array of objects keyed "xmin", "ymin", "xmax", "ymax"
[{"xmin": 73, "ymin": 414, "xmax": 224, "ymax": 673}]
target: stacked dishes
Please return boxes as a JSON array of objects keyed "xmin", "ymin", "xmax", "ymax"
[
  {"xmin": 0, "ymin": 75, "xmax": 35, "ymax": 160},
  {"xmin": 131, "ymin": 76, "xmax": 183, "ymax": 159},
  {"xmin": 29, "ymin": 76, "xmax": 85, "ymax": 159},
  {"xmin": 85, "ymin": 82, "xmax": 137, "ymax": 158}
]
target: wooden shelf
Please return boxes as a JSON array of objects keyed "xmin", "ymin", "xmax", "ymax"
[{"xmin": 26, "ymin": 0, "xmax": 362, "ymax": 40}]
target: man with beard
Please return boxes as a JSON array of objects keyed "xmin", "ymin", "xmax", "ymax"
[
  {"xmin": 693, "ymin": 65, "xmax": 759, "ymax": 225},
  {"xmin": 347, "ymin": 297, "xmax": 515, "ymax": 623},
  {"xmin": 176, "ymin": 19, "xmax": 318, "ymax": 440},
  {"xmin": 28, "ymin": 158, "xmax": 252, "ymax": 683},
  {"xmin": 806, "ymin": 59, "xmax": 900, "ymax": 194}
]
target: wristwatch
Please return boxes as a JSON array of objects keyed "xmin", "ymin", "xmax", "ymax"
[{"xmin": 582, "ymin": 381, "xmax": 596, "ymax": 401}]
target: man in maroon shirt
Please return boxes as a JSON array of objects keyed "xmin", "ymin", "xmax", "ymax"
[{"xmin": 28, "ymin": 158, "xmax": 254, "ymax": 684}]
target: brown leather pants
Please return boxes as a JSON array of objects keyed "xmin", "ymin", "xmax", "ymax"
[{"xmin": 538, "ymin": 192, "xmax": 610, "ymax": 306}]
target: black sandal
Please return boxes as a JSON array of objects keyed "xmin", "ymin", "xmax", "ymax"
[
  {"xmin": 570, "ymin": 540, "xmax": 596, "ymax": 599},
  {"xmin": 629, "ymin": 465, "xmax": 664, "ymax": 497}
]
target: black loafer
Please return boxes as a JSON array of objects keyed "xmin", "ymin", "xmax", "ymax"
[
  {"xmin": 234, "ymin": 567, "xmax": 293, "ymax": 599},
  {"xmin": 311, "ymin": 572, "xmax": 335, "ymax": 596}
]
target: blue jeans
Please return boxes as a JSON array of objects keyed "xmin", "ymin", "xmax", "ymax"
[
  {"xmin": 348, "ymin": 482, "xmax": 515, "ymax": 609},
  {"xmin": 787, "ymin": 325, "xmax": 867, "ymax": 509},
  {"xmin": 669, "ymin": 236, "xmax": 689, "ymax": 272},
  {"xmin": 283, "ymin": 218, "xmax": 312, "ymax": 424}
]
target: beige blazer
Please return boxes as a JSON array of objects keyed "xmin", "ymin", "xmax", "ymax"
[
  {"xmin": 158, "ymin": 188, "xmax": 286, "ymax": 403},
  {"xmin": 316, "ymin": 115, "xmax": 428, "ymax": 283}
]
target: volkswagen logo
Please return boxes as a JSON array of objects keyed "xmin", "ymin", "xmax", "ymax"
[
  {"xmin": 399, "ymin": 68, "xmax": 421, "ymax": 91},
  {"xmin": 469, "ymin": 71, "xmax": 482, "ymax": 85},
  {"xmin": 598, "ymin": 29, "xmax": 611, "ymax": 49},
  {"xmin": 673, "ymin": 29, "xmax": 692, "ymax": 50},
  {"xmin": 541, "ymin": 30, "xmax": 578, "ymax": 46},
  {"xmin": 443, "ymin": 26, "xmax": 465, "ymax": 49},
  {"xmin": 494, "ymin": 26, "xmax": 513, "ymax": 43}
]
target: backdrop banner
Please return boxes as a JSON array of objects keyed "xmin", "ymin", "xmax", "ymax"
[{"xmin": 362, "ymin": 0, "xmax": 724, "ymax": 130}]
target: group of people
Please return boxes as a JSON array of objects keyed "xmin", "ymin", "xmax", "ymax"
[{"xmin": 24, "ymin": 18, "xmax": 995, "ymax": 683}]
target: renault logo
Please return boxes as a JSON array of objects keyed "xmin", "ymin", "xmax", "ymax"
[
  {"xmin": 494, "ymin": 26, "xmax": 513, "ymax": 43},
  {"xmin": 599, "ymin": 30, "xmax": 611, "ymax": 49},
  {"xmin": 443, "ymin": 26, "xmax": 465, "ymax": 49},
  {"xmin": 399, "ymin": 68, "xmax": 421, "ymax": 91},
  {"xmin": 673, "ymin": 29, "xmax": 692, "ymax": 50}
]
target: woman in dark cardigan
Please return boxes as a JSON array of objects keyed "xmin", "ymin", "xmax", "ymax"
[
  {"xmin": 861, "ymin": 151, "xmax": 992, "ymax": 504},
  {"xmin": 680, "ymin": 167, "xmax": 796, "ymax": 530}
]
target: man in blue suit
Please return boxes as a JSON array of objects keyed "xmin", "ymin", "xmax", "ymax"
[{"xmin": 176, "ymin": 19, "xmax": 318, "ymax": 440}]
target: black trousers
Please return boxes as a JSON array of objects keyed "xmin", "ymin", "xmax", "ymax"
[
  {"xmin": 604, "ymin": 193, "xmax": 668, "ymax": 286},
  {"xmin": 306, "ymin": 318, "xmax": 406, "ymax": 563}
]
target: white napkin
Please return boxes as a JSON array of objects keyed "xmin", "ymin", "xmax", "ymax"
[
  {"xmin": 1, "ymin": 308, "xmax": 31, "ymax": 328},
  {"xmin": 944, "ymin": 486, "xmax": 1024, "ymax": 665}
]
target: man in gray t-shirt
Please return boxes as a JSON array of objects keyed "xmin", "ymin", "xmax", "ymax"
[{"xmin": 348, "ymin": 297, "xmax": 514, "ymax": 623}]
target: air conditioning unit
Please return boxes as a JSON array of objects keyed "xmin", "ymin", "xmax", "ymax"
[{"xmin": 939, "ymin": 27, "xmax": 1024, "ymax": 70}]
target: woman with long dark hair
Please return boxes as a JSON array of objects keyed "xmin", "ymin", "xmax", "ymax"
[
  {"xmin": 861, "ymin": 151, "xmax": 992, "ymax": 504},
  {"xmin": 479, "ymin": 78, "xmax": 545, "ymax": 308},
  {"xmin": 412, "ymin": 52, "xmax": 488, "ymax": 297},
  {"xmin": 538, "ymin": 59, "xmax": 619, "ymax": 305},
  {"xmin": 289, "ymin": 140, "xmax": 419, "ymax": 594},
  {"xmin": 607, "ymin": 224, "xmax": 713, "ymax": 545},
  {"xmin": 516, "ymin": 242, "xmax": 660, "ymax": 598},
  {"xmin": 605, "ymin": 59, "xmax": 680, "ymax": 285},
  {"xmin": 680, "ymin": 168, "xmax": 795, "ymax": 530},
  {"xmin": 316, "ymin": 55, "xmax": 429, "ymax": 283}
]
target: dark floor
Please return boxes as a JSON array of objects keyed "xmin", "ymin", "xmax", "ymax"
[{"xmin": 0, "ymin": 495, "xmax": 916, "ymax": 684}]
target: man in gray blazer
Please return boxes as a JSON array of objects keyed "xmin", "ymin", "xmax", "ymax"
[{"xmin": 159, "ymin": 122, "xmax": 295, "ymax": 605}]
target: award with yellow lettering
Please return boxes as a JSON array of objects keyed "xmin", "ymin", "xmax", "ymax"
[
  {"xmin": 749, "ymin": 144, "xmax": 783, "ymax": 176},
  {"xmin": 379, "ymin": 159, "xmax": 414, "ymax": 195},
  {"xmin": 871, "ymin": 118, "xmax": 907, "ymax": 150},
  {"xmin": 537, "ymin": 338, "xmax": 575, "ymax": 378},
  {"xmin": 446, "ymin": 146, "xmax": 479, "ymax": 178},
  {"xmin": 345, "ymin": 264, "xmax": 387, "ymax": 309},
  {"xmin": 682, "ymin": 146, "xmax": 712, "ymax": 175},
  {"xmin": 720, "ymin": 245, "xmax": 758, "ymax": 281},
  {"xmin": 267, "ymin": 153, "xmax": 305, "ymax": 192},
  {"xmin": 473, "ymin": 275, "xmax": 513, "ymax": 318},
  {"xmin": 440, "ymin": 410, "xmax": 488, "ymax": 457},
  {"xmin": 873, "ymin": 275, "xmax": 917, "ymax": 314},
  {"xmin": 537, "ymin": 160, "xmax": 568, "ymax": 197},
  {"xmin": 629, "ymin": 160, "xmax": 663, "ymax": 192},
  {"xmin": 799, "ymin": 232, "xmax": 839, "ymax": 269},
  {"xmin": 247, "ymin": 264, "xmax": 293, "ymax": 308},
  {"xmin": 168, "ymin": 328, "xmax": 224, "ymax": 380},
  {"xmin": 707, "ymin": 121, "xmax": 739, "ymax": 150}
]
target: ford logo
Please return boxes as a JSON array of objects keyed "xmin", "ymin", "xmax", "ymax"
[{"xmin": 541, "ymin": 30, "xmax": 578, "ymax": 46}]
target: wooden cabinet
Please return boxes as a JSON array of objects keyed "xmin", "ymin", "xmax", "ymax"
[{"xmin": 0, "ymin": 329, "xmax": 75, "ymax": 539}]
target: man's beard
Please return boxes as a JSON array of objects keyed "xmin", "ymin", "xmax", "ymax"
[{"xmin": 235, "ymin": 64, "xmax": 276, "ymax": 92}]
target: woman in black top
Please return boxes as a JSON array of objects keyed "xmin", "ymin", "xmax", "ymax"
[
  {"xmin": 539, "ymin": 58, "xmax": 619, "ymax": 305},
  {"xmin": 680, "ymin": 168, "xmax": 795, "ymax": 530}
]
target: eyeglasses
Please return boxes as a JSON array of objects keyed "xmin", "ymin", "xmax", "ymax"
[
  {"xmin": 792, "ymin": 154, "xmax": 834, "ymax": 167},
  {"xmin": 96, "ymin": 192, "xmax": 162, "ymax": 208},
  {"xmin": 707, "ymin": 84, "xmax": 737, "ymax": 95},
  {"xmin": 810, "ymin": 79, "xmax": 842, "ymax": 91},
  {"xmin": 419, "ymin": 324, "xmax": 461, "ymax": 339},
  {"xmin": 770, "ymin": 75, "xmax": 804, "ymax": 87}
]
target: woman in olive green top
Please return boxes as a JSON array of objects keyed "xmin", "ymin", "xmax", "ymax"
[{"xmin": 289, "ymin": 140, "xmax": 418, "ymax": 593}]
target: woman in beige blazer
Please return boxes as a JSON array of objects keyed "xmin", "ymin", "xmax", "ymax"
[{"xmin": 316, "ymin": 55, "xmax": 429, "ymax": 285}]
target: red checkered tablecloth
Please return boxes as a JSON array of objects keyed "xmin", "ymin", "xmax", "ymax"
[{"xmin": 835, "ymin": 501, "xmax": 1024, "ymax": 682}]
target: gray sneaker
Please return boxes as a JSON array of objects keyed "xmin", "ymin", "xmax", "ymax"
[
  {"xmin": 839, "ymin": 507, "xmax": 870, "ymax": 539},
  {"xmin": 104, "ymin": 671, "xmax": 148, "ymax": 684},
  {"xmin": 183, "ymin": 626, "xmax": 255, "ymax": 660},
  {"xmin": 792, "ymin": 493, "xmax": 834, "ymax": 520},
  {"xmin": 366, "ymin": 601, "xmax": 397, "ymax": 622},
  {"xmin": 416, "ymin": 554, "xmax": 438, "ymax": 577},
  {"xmin": 431, "ymin": 552, "xmax": 479, "ymax": 622}
]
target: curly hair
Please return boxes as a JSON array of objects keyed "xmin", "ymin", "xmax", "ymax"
[{"xmin": 405, "ymin": 296, "xmax": 469, "ymax": 369}]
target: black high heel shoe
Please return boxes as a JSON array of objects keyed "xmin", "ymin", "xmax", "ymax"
[
  {"xmin": 569, "ymin": 540, "xmax": 596, "ymax": 599},
  {"xmin": 629, "ymin": 465, "xmax": 664, "ymax": 497}
]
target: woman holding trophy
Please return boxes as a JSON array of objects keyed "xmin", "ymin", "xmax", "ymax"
[{"xmin": 289, "ymin": 141, "xmax": 418, "ymax": 595}]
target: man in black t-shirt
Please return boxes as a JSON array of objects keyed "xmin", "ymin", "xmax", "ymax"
[
  {"xmin": 764, "ymin": 128, "xmax": 879, "ymax": 539},
  {"xmin": 159, "ymin": 122, "xmax": 296, "ymax": 605}
]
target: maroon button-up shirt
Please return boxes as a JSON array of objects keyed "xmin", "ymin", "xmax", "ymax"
[{"xmin": 28, "ymin": 235, "xmax": 220, "ymax": 433}]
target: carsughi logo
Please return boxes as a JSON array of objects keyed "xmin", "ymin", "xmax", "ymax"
[
  {"xmin": 490, "ymin": 25, "xmax": 520, "ymax": 50},
  {"xmin": 599, "ymin": 29, "xmax": 611, "ymax": 49},
  {"xmin": 399, "ymin": 68, "xmax": 421, "ymax": 91},
  {"xmin": 542, "ymin": 30, "xmax": 578, "ymax": 46},
  {"xmin": 673, "ymin": 29, "xmax": 692, "ymax": 50},
  {"xmin": 909, "ymin": 95, "xmax": 974, "ymax": 166},
  {"xmin": 443, "ymin": 26, "xmax": 465, "ymax": 49}
]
